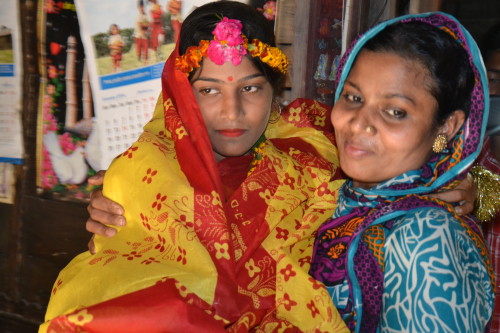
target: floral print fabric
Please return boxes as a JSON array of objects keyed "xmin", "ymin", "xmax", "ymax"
[{"xmin": 40, "ymin": 42, "xmax": 347, "ymax": 332}]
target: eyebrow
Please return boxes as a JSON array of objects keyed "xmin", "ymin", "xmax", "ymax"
[
  {"xmin": 192, "ymin": 73, "xmax": 265, "ymax": 84},
  {"xmin": 385, "ymin": 93, "xmax": 416, "ymax": 106},
  {"xmin": 488, "ymin": 69, "xmax": 500, "ymax": 74},
  {"xmin": 344, "ymin": 80, "xmax": 416, "ymax": 105}
]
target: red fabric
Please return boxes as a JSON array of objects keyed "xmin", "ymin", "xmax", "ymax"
[
  {"xmin": 172, "ymin": 19, "xmax": 181, "ymax": 43},
  {"xmin": 485, "ymin": 221, "xmax": 500, "ymax": 332},
  {"xmin": 479, "ymin": 137, "xmax": 500, "ymax": 332},
  {"xmin": 162, "ymin": 44, "xmax": 224, "ymax": 197},
  {"xmin": 218, "ymin": 155, "xmax": 253, "ymax": 198},
  {"xmin": 161, "ymin": 44, "xmax": 241, "ymax": 321},
  {"xmin": 479, "ymin": 137, "xmax": 500, "ymax": 174},
  {"xmin": 46, "ymin": 279, "xmax": 226, "ymax": 333}
]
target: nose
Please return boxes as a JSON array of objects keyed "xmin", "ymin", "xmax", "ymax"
[
  {"xmin": 349, "ymin": 106, "xmax": 376, "ymax": 135},
  {"xmin": 222, "ymin": 91, "xmax": 242, "ymax": 121}
]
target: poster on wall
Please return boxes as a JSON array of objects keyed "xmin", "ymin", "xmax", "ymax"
[
  {"xmin": 37, "ymin": 0, "xmax": 179, "ymax": 199},
  {"xmin": 0, "ymin": 0, "xmax": 23, "ymax": 165},
  {"xmin": 73, "ymin": 0, "xmax": 177, "ymax": 174},
  {"xmin": 37, "ymin": 0, "xmax": 93, "ymax": 199}
]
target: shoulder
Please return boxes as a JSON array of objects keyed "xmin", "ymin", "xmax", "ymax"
[
  {"xmin": 381, "ymin": 207, "xmax": 494, "ymax": 332},
  {"xmin": 384, "ymin": 208, "xmax": 488, "ymax": 275},
  {"xmin": 265, "ymin": 98, "xmax": 341, "ymax": 180},
  {"xmin": 389, "ymin": 207, "xmax": 468, "ymax": 242},
  {"xmin": 281, "ymin": 98, "xmax": 333, "ymax": 132}
]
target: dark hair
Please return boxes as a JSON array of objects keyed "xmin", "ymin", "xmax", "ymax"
[
  {"xmin": 109, "ymin": 24, "xmax": 119, "ymax": 34},
  {"xmin": 179, "ymin": 1, "xmax": 285, "ymax": 95},
  {"xmin": 363, "ymin": 21, "xmax": 475, "ymax": 127}
]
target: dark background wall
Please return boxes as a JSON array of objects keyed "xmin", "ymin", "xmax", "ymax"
[{"xmin": 0, "ymin": 1, "xmax": 90, "ymax": 332}]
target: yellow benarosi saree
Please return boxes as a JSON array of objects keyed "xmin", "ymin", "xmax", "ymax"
[{"xmin": 40, "ymin": 45, "xmax": 347, "ymax": 333}]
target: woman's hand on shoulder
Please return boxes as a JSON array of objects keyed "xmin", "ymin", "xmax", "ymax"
[
  {"xmin": 429, "ymin": 175, "xmax": 476, "ymax": 215},
  {"xmin": 86, "ymin": 170, "xmax": 126, "ymax": 253}
]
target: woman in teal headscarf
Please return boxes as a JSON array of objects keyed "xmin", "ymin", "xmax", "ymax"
[{"xmin": 310, "ymin": 12, "xmax": 495, "ymax": 332}]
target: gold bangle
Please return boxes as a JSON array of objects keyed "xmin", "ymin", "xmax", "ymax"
[{"xmin": 470, "ymin": 165, "xmax": 500, "ymax": 222}]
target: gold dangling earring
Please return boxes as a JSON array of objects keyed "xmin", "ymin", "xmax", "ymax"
[
  {"xmin": 269, "ymin": 101, "xmax": 282, "ymax": 124},
  {"xmin": 432, "ymin": 134, "xmax": 447, "ymax": 153}
]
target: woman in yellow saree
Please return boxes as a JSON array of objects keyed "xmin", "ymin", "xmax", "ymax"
[{"xmin": 40, "ymin": 1, "xmax": 348, "ymax": 332}]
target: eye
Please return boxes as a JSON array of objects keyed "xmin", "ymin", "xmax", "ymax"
[
  {"xmin": 241, "ymin": 85, "xmax": 259, "ymax": 93},
  {"xmin": 198, "ymin": 87, "xmax": 219, "ymax": 96},
  {"xmin": 385, "ymin": 108, "xmax": 407, "ymax": 119},
  {"xmin": 342, "ymin": 93, "xmax": 362, "ymax": 103}
]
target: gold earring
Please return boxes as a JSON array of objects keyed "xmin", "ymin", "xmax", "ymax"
[
  {"xmin": 365, "ymin": 125, "xmax": 374, "ymax": 133},
  {"xmin": 432, "ymin": 134, "xmax": 447, "ymax": 153}
]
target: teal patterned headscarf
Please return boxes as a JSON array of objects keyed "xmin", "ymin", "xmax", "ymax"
[
  {"xmin": 334, "ymin": 12, "xmax": 489, "ymax": 194},
  {"xmin": 311, "ymin": 12, "xmax": 492, "ymax": 332}
]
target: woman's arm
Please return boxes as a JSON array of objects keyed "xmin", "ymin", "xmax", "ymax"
[
  {"xmin": 428, "ymin": 174, "xmax": 476, "ymax": 215},
  {"xmin": 84, "ymin": 175, "xmax": 477, "ymax": 247}
]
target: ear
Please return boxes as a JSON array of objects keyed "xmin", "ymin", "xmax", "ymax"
[{"xmin": 437, "ymin": 110, "xmax": 466, "ymax": 141}]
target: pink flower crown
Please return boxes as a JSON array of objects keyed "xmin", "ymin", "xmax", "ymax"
[{"xmin": 175, "ymin": 17, "xmax": 288, "ymax": 75}]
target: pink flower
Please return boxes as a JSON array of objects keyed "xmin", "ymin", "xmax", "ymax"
[
  {"xmin": 207, "ymin": 41, "xmax": 247, "ymax": 66},
  {"xmin": 58, "ymin": 132, "xmax": 77, "ymax": 154},
  {"xmin": 207, "ymin": 40, "xmax": 226, "ymax": 65},
  {"xmin": 206, "ymin": 18, "xmax": 248, "ymax": 66},
  {"xmin": 224, "ymin": 46, "xmax": 246, "ymax": 65},
  {"xmin": 41, "ymin": 146, "xmax": 58, "ymax": 189},
  {"xmin": 48, "ymin": 65, "xmax": 58, "ymax": 79},
  {"xmin": 212, "ymin": 17, "xmax": 244, "ymax": 46},
  {"xmin": 46, "ymin": 84, "xmax": 56, "ymax": 95},
  {"xmin": 42, "ymin": 101, "xmax": 57, "ymax": 134},
  {"xmin": 262, "ymin": 1, "xmax": 277, "ymax": 21}
]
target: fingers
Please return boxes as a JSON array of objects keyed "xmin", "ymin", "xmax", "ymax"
[
  {"xmin": 428, "ymin": 176, "xmax": 476, "ymax": 216},
  {"xmin": 454, "ymin": 175, "xmax": 476, "ymax": 215},
  {"xmin": 87, "ymin": 170, "xmax": 107, "ymax": 186},
  {"xmin": 88, "ymin": 188, "xmax": 125, "ymax": 222},
  {"xmin": 458, "ymin": 173, "xmax": 475, "ymax": 193},
  {"xmin": 88, "ymin": 235, "xmax": 96, "ymax": 255},
  {"xmin": 86, "ymin": 219, "xmax": 118, "ymax": 238},
  {"xmin": 429, "ymin": 189, "xmax": 466, "ymax": 203},
  {"xmin": 455, "ymin": 199, "xmax": 474, "ymax": 216},
  {"xmin": 87, "ymin": 201, "xmax": 126, "ymax": 228}
]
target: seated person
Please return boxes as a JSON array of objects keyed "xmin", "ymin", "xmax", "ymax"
[
  {"xmin": 310, "ymin": 12, "xmax": 495, "ymax": 332},
  {"xmin": 40, "ymin": 1, "xmax": 348, "ymax": 332}
]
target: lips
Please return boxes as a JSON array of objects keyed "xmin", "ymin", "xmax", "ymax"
[
  {"xmin": 217, "ymin": 129, "xmax": 246, "ymax": 137},
  {"xmin": 343, "ymin": 140, "xmax": 372, "ymax": 157}
]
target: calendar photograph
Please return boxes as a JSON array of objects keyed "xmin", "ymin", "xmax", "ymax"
[
  {"xmin": 80, "ymin": 0, "xmax": 177, "ymax": 77},
  {"xmin": 74, "ymin": 0, "xmax": 175, "ymax": 173},
  {"xmin": 36, "ymin": 0, "xmax": 180, "ymax": 199}
]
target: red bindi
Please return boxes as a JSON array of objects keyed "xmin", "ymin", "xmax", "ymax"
[{"xmin": 227, "ymin": 76, "xmax": 233, "ymax": 81}]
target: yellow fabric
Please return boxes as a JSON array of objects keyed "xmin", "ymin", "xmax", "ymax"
[
  {"xmin": 44, "ymin": 97, "xmax": 217, "ymax": 320},
  {"xmin": 41, "ymin": 97, "xmax": 347, "ymax": 332}
]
